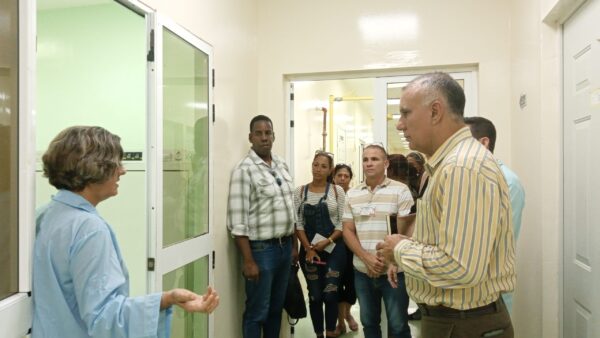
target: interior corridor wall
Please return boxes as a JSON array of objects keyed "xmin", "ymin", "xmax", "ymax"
[
  {"xmin": 140, "ymin": 1, "xmax": 259, "ymax": 337},
  {"xmin": 509, "ymin": 0, "xmax": 564, "ymax": 337},
  {"xmin": 257, "ymin": 0, "xmax": 512, "ymax": 163}
]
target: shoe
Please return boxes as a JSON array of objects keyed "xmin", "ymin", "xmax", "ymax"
[
  {"xmin": 346, "ymin": 315, "xmax": 359, "ymax": 332},
  {"xmin": 408, "ymin": 308, "xmax": 422, "ymax": 320}
]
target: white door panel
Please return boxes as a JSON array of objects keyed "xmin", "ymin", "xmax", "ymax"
[{"xmin": 563, "ymin": 0, "xmax": 600, "ymax": 336}]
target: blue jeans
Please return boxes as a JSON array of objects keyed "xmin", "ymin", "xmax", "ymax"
[
  {"xmin": 243, "ymin": 237, "xmax": 292, "ymax": 338},
  {"xmin": 354, "ymin": 270, "xmax": 411, "ymax": 338}
]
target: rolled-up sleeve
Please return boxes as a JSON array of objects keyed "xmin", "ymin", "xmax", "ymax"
[{"xmin": 227, "ymin": 167, "xmax": 251, "ymax": 237}]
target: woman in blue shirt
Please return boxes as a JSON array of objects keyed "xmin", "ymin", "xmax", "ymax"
[{"xmin": 33, "ymin": 126, "xmax": 219, "ymax": 338}]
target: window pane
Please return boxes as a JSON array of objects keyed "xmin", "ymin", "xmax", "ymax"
[
  {"xmin": 0, "ymin": 0, "xmax": 19, "ymax": 300},
  {"xmin": 162, "ymin": 28, "xmax": 209, "ymax": 247},
  {"xmin": 162, "ymin": 256, "xmax": 209, "ymax": 338}
]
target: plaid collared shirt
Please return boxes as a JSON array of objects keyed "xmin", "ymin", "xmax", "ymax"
[
  {"xmin": 227, "ymin": 149, "xmax": 296, "ymax": 240},
  {"xmin": 343, "ymin": 177, "xmax": 414, "ymax": 274},
  {"xmin": 394, "ymin": 127, "xmax": 516, "ymax": 310}
]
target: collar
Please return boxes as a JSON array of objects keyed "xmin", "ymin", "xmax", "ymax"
[
  {"xmin": 52, "ymin": 189, "xmax": 98, "ymax": 214},
  {"xmin": 358, "ymin": 177, "xmax": 392, "ymax": 191},
  {"xmin": 248, "ymin": 149, "xmax": 283, "ymax": 168},
  {"xmin": 425, "ymin": 126, "xmax": 473, "ymax": 175}
]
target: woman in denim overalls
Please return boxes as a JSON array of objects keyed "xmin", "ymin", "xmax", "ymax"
[{"xmin": 294, "ymin": 152, "xmax": 347, "ymax": 338}]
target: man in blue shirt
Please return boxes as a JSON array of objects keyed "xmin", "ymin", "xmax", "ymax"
[{"xmin": 465, "ymin": 116, "xmax": 525, "ymax": 312}]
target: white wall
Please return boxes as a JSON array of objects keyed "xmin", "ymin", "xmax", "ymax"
[
  {"xmin": 509, "ymin": 0, "xmax": 564, "ymax": 337},
  {"xmin": 141, "ymin": 1, "xmax": 259, "ymax": 337},
  {"xmin": 257, "ymin": 0, "xmax": 513, "ymax": 161}
]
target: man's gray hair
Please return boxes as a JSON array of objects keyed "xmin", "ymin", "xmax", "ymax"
[{"xmin": 406, "ymin": 72, "xmax": 466, "ymax": 118}]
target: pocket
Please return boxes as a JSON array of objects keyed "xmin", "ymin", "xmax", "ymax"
[
  {"xmin": 256, "ymin": 178, "xmax": 276, "ymax": 197},
  {"xmin": 421, "ymin": 317, "xmax": 454, "ymax": 338}
]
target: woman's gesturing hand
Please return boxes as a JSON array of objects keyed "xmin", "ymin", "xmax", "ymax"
[{"xmin": 162, "ymin": 286, "xmax": 220, "ymax": 313}]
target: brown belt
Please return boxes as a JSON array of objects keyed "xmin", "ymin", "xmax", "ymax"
[{"xmin": 417, "ymin": 298, "xmax": 503, "ymax": 319}]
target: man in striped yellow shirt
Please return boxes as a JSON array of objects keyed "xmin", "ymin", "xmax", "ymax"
[{"xmin": 377, "ymin": 72, "xmax": 516, "ymax": 338}]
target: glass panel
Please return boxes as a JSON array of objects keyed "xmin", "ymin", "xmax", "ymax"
[
  {"xmin": 0, "ymin": 0, "xmax": 19, "ymax": 301},
  {"xmin": 385, "ymin": 79, "xmax": 465, "ymax": 155},
  {"xmin": 162, "ymin": 28, "xmax": 209, "ymax": 247},
  {"xmin": 162, "ymin": 256, "xmax": 209, "ymax": 338},
  {"xmin": 36, "ymin": 1, "xmax": 147, "ymax": 296}
]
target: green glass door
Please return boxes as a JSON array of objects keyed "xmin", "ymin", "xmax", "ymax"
[{"xmin": 148, "ymin": 14, "xmax": 214, "ymax": 338}]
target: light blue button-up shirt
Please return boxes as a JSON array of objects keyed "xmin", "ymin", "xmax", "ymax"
[
  {"xmin": 498, "ymin": 161, "xmax": 525, "ymax": 312},
  {"xmin": 33, "ymin": 190, "xmax": 172, "ymax": 338}
]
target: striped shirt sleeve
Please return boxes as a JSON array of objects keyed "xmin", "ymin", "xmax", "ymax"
[{"xmin": 395, "ymin": 165, "xmax": 503, "ymax": 288}]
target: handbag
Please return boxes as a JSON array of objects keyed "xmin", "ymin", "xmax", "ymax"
[{"xmin": 284, "ymin": 263, "xmax": 307, "ymax": 319}]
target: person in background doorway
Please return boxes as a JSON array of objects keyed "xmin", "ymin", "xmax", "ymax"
[
  {"xmin": 33, "ymin": 126, "xmax": 219, "ymax": 338},
  {"xmin": 387, "ymin": 154, "xmax": 412, "ymax": 187},
  {"xmin": 379, "ymin": 72, "xmax": 516, "ymax": 338},
  {"xmin": 342, "ymin": 144, "xmax": 413, "ymax": 338},
  {"xmin": 465, "ymin": 116, "xmax": 525, "ymax": 313},
  {"xmin": 331, "ymin": 164, "xmax": 360, "ymax": 333},
  {"xmin": 227, "ymin": 115, "xmax": 298, "ymax": 338},
  {"xmin": 294, "ymin": 151, "xmax": 347, "ymax": 338},
  {"xmin": 406, "ymin": 152, "xmax": 428, "ymax": 200}
]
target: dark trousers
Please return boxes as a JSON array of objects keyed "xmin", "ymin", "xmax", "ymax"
[
  {"xmin": 338, "ymin": 243, "xmax": 357, "ymax": 304},
  {"xmin": 299, "ymin": 242, "xmax": 346, "ymax": 333},
  {"xmin": 420, "ymin": 299, "xmax": 514, "ymax": 338}
]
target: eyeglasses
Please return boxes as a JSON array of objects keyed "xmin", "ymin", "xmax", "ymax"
[
  {"xmin": 269, "ymin": 170, "xmax": 282, "ymax": 186},
  {"xmin": 363, "ymin": 142, "xmax": 388, "ymax": 156},
  {"xmin": 314, "ymin": 150, "xmax": 334, "ymax": 159}
]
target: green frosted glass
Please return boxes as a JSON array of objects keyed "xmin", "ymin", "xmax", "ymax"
[
  {"xmin": 162, "ymin": 28, "xmax": 209, "ymax": 247},
  {"xmin": 0, "ymin": 0, "xmax": 19, "ymax": 301},
  {"xmin": 162, "ymin": 256, "xmax": 209, "ymax": 338}
]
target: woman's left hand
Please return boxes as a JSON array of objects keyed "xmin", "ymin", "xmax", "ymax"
[
  {"xmin": 312, "ymin": 240, "xmax": 329, "ymax": 252},
  {"xmin": 176, "ymin": 286, "xmax": 220, "ymax": 314}
]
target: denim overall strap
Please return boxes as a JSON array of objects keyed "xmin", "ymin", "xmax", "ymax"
[{"xmin": 302, "ymin": 183, "xmax": 335, "ymax": 241}]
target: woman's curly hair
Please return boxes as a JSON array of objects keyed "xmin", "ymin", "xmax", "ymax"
[{"xmin": 42, "ymin": 126, "xmax": 123, "ymax": 191}]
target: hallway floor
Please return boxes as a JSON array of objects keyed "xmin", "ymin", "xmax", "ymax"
[{"xmin": 290, "ymin": 300, "xmax": 422, "ymax": 338}]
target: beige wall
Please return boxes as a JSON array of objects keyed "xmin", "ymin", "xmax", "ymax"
[
  {"xmin": 142, "ymin": 1, "xmax": 258, "ymax": 337},
  {"xmin": 509, "ymin": 0, "xmax": 565, "ymax": 337},
  {"xmin": 257, "ymin": 0, "xmax": 513, "ymax": 161}
]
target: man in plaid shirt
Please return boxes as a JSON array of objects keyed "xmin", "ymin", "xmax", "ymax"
[{"xmin": 227, "ymin": 115, "xmax": 297, "ymax": 338}]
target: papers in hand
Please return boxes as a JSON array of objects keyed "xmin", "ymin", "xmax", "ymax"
[{"xmin": 311, "ymin": 233, "xmax": 335, "ymax": 253}]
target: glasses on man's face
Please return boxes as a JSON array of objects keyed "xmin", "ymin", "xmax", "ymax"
[{"xmin": 269, "ymin": 170, "xmax": 282, "ymax": 186}]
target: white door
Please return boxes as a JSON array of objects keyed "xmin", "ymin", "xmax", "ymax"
[
  {"xmin": 373, "ymin": 71, "xmax": 477, "ymax": 155},
  {"xmin": 563, "ymin": 0, "xmax": 600, "ymax": 337},
  {"xmin": 148, "ymin": 14, "xmax": 215, "ymax": 338}
]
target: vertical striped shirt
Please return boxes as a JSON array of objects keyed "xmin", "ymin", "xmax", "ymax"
[
  {"xmin": 394, "ymin": 127, "xmax": 516, "ymax": 310},
  {"xmin": 343, "ymin": 178, "xmax": 414, "ymax": 274},
  {"xmin": 227, "ymin": 149, "xmax": 296, "ymax": 240}
]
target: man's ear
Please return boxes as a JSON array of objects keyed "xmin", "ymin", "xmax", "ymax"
[
  {"xmin": 248, "ymin": 132, "xmax": 252, "ymax": 143},
  {"xmin": 478, "ymin": 136, "xmax": 491, "ymax": 150},
  {"xmin": 430, "ymin": 99, "xmax": 442, "ymax": 125},
  {"xmin": 272, "ymin": 132, "xmax": 276, "ymax": 142}
]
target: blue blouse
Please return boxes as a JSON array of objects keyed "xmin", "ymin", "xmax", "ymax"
[{"xmin": 32, "ymin": 190, "xmax": 172, "ymax": 338}]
